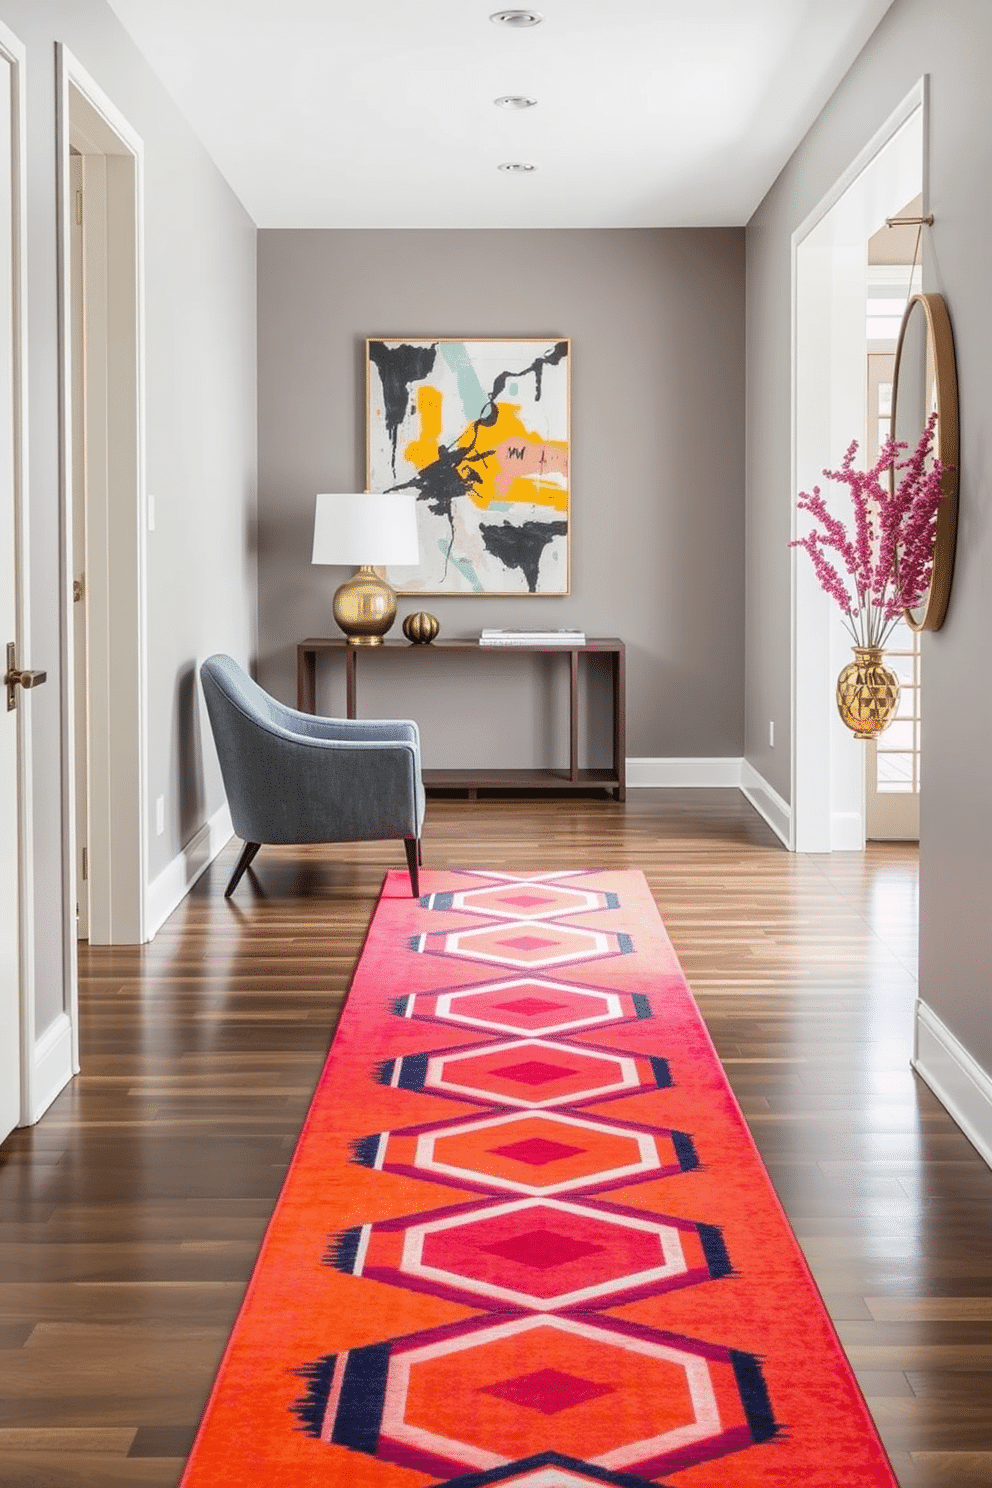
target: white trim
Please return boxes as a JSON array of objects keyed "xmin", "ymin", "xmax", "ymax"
[
  {"xmin": 831, "ymin": 811, "xmax": 865, "ymax": 851},
  {"xmin": 740, "ymin": 761, "xmax": 792, "ymax": 847},
  {"xmin": 54, "ymin": 45, "xmax": 79, "ymax": 1071},
  {"xmin": 56, "ymin": 46, "xmax": 148, "ymax": 976},
  {"xmin": 790, "ymin": 78, "xmax": 927, "ymax": 855},
  {"xmin": 25, "ymin": 1013, "xmax": 74, "ymax": 1126},
  {"xmin": 792, "ymin": 79, "xmax": 926, "ymax": 245},
  {"xmin": 0, "ymin": 21, "xmax": 46, "ymax": 1127},
  {"xmin": 626, "ymin": 757, "xmax": 744, "ymax": 789},
  {"xmin": 625, "ymin": 757, "xmax": 791, "ymax": 845},
  {"xmin": 914, "ymin": 1001, "xmax": 992, "ymax": 1172},
  {"xmin": 145, "ymin": 802, "xmax": 234, "ymax": 938}
]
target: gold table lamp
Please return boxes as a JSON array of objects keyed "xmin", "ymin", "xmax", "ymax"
[{"xmin": 311, "ymin": 492, "xmax": 420, "ymax": 645}]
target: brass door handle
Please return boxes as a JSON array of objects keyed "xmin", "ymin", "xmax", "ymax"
[{"xmin": 5, "ymin": 642, "xmax": 47, "ymax": 710}]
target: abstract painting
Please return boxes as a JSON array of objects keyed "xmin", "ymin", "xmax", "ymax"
[{"xmin": 367, "ymin": 337, "xmax": 570, "ymax": 595}]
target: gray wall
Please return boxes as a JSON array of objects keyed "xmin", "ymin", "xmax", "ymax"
[
  {"xmin": 1, "ymin": 0, "xmax": 257, "ymax": 1026},
  {"xmin": 257, "ymin": 228, "xmax": 745, "ymax": 770},
  {"xmin": 745, "ymin": 0, "xmax": 992, "ymax": 1069}
]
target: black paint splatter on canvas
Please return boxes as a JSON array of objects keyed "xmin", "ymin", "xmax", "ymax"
[
  {"xmin": 368, "ymin": 341, "xmax": 438, "ymax": 476},
  {"xmin": 479, "ymin": 519, "xmax": 568, "ymax": 593}
]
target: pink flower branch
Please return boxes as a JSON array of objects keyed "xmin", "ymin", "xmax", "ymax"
[{"xmin": 790, "ymin": 413, "xmax": 948, "ymax": 648}]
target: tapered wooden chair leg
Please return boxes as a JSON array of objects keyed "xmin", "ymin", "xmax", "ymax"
[
  {"xmin": 404, "ymin": 838, "xmax": 420, "ymax": 898},
  {"xmin": 225, "ymin": 841, "xmax": 261, "ymax": 897}
]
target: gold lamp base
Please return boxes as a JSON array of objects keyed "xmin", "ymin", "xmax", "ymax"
[{"xmin": 332, "ymin": 565, "xmax": 398, "ymax": 645}]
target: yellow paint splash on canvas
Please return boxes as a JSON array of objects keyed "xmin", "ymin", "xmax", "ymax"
[
  {"xmin": 403, "ymin": 386, "xmax": 444, "ymax": 470},
  {"xmin": 404, "ymin": 389, "xmax": 567, "ymax": 512}
]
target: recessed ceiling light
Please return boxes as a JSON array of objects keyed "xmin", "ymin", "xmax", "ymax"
[
  {"xmin": 490, "ymin": 10, "xmax": 545, "ymax": 28},
  {"xmin": 494, "ymin": 95, "xmax": 537, "ymax": 110},
  {"xmin": 498, "ymin": 161, "xmax": 537, "ymax": 173}
]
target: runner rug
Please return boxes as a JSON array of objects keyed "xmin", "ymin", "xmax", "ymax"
[{"xmin": 180, "ymin": 868, "xmax": 897, "ymax": 1488}]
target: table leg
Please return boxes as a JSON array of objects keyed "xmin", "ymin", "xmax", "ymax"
[
  {"xmin": 346, "ymin": 649, "xmax": 357, "ymax": 719},
  {"xmin": 569, "ymin": 649, "xmax": 579, "ymax": 783},
  {"xmin": 297, "ymin": 647, "xmax": 316, "ymax": 713},
  {"xmin": 613, "ymin": 648, "xmax": 626, "ymax": 801}
]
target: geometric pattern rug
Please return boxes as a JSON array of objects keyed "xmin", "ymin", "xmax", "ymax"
[{"xmin": 179, "ymin": 869, "xmax": 898, "ymax": 1487}]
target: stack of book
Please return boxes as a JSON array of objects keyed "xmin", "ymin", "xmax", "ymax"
[{"xmin": 479, "ymin": 627, "xmax": 586, "ymax": 646}]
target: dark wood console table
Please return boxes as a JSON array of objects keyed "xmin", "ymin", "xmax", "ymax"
[{"xmin": 296, "ymin": 637, "xmax": 626, "ymax": 800}]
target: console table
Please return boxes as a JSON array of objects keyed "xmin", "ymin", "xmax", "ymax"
[{"xmin": 297, "ymin": 637, "xmax": 625, "ymax": 800}]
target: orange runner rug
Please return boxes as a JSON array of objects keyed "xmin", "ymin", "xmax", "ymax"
[{"xmin": 180, "ymin": 868, "xmax": 897, "ymax": 1488}]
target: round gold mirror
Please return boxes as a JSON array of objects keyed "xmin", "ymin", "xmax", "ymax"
[{"xmin": 890, "ymin": 292, "xmax": 959, "ymax": 630}]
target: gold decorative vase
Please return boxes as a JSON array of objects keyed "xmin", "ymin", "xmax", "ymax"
[
  {"xmin": 402, "ymin": 611, "xmax": 440, "ymax": 644},
  {"xmin": 836, "ymin": 647, "xmax": 900, "ymax": 740},
  {"xmin": 332, "ymin": 566, "xmax": 397, "ymax": 645}
]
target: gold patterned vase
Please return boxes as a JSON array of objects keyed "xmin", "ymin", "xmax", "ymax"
[{"xmin": 836, "ymin": 646, "xmax": 900, "ymax": 740}]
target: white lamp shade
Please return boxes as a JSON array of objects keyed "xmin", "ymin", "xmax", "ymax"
[{"xmin": 312, "ymin": 492, "xmax": 420, "ymax": 567}]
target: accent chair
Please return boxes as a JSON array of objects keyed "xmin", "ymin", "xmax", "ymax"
[{"xmin": 200, "ymin": 653, "xmax": 425, "ymax": 897}]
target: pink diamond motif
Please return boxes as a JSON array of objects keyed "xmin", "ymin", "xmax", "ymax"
[
  {"xmin": 488, "ymin": 1060, "xmax": 580, "ymax": 1087},
  {"xmin": 500, "ymin": 935, "xmax": 556, "ymax": 952},
  {"xmin": 481, "ymin": 1227, "xmax": 605, "ymax": 1270},
  {"xmin": 489, "ymin": 1137, "xmax": 587, "ymax": 1167},
  {"xmin": 500, "ymin": 893, "xmax": 557, "ymax": 909},
  {"xmin": 494, "ymin": 997, "xmax": 567, "ymax": 1016},
  {"xmin": 481, "ymin": 1367, "xmax": 615, "ymax": 1415}
]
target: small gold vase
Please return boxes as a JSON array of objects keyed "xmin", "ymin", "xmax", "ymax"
[
  {"xmin": 836, "ymin": 646, "xmax": 900, "ymax": 740},
  {"xmin": 402, "ymin": 611, "xmax": 440, "ymax": 644}
]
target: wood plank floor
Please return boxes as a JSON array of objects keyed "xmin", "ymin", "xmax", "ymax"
[{"xmin": 2, "ymin": 789, "xmax": 991, "ymax": 1487}]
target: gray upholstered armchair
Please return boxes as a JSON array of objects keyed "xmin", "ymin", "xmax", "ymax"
[{"xmin": 200, "ymin": 654, "xmax": 425, "ymax": 898}]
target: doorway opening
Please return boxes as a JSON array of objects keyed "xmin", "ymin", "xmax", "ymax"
[
  {"xmin": 57, "ymin": 49, "xmax": 148, "ymax": 1073},
  {"xmin": 864, "ymin": 204, "xmax": 923, "ymax": 842},
  {"xmin": 791, "ymin": 83, "xmax": 925, "ymax": 852}
]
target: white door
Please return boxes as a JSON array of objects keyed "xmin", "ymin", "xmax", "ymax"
[{"xmin": 0, "ymin": 51, "xmax": 21, "ymax": 1143}]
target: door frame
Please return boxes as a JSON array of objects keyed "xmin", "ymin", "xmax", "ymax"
[
  {"xmin": 0, "ymin": 21, "xmax": 39, "ymax": 1126},
  {"xmin": 56, "ymin": 48, "xmax": 148, "ymax": 1070},
  {"xmin": 790, "ymin": 79, "xmax": 927, "ymax": 852}
]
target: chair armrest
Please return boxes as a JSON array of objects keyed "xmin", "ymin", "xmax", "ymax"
[
  {"xmin": 272, "ymin": 696, "xmax": 420, "ymax": 750},
  {"xmin": 295, "ymin": 716, "xmax": 421, "ymax": 748}
]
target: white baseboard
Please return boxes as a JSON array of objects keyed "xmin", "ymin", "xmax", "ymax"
[
  {"xmin": 626, "ymin": 757, "xmax": 793, "ymax": 848},
  {"xmin": 24, "ymin": 1012, "xmax": 74, "ymax": 1125},
  {"xmin": 739, "ymin": 761, "xmax": 792, "ymax": 847},
  {"xmin": 146, "ymin": 801, "xmax": 234, "ymax": 939},
  {"xmin": 914, "ymin": 999, "xmax": 992, "ymax": 1171},
  {"xmin": 626, "ymin": 757, "xmax": 745, "ymax": 789}
]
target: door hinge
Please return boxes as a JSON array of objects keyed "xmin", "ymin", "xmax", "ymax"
[
  {"xmin": 75, "ymin": 188, "xmax": 83, "ymax": 226},
  {"xmin": 73, "ymin": 575, "xmax": 84, "ymax": 603},
  {"xmin": 82, "ymin": 846, "xmax": 88, "ymax": 882}
]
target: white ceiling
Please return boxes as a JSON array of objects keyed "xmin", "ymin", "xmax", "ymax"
[{"xmin": 104, "ymin": 0, "xmax": 896, "ymax": 229}]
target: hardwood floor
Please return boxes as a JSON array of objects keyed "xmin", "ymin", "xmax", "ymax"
[{"xmin": 2, "ymin": 789, "xmax": 991, "ymax": 1487}]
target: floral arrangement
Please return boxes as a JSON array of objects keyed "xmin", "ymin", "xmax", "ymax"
[{"xmin": 791, "ymin": 412, "xmax": 947, "ymax": 649}]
